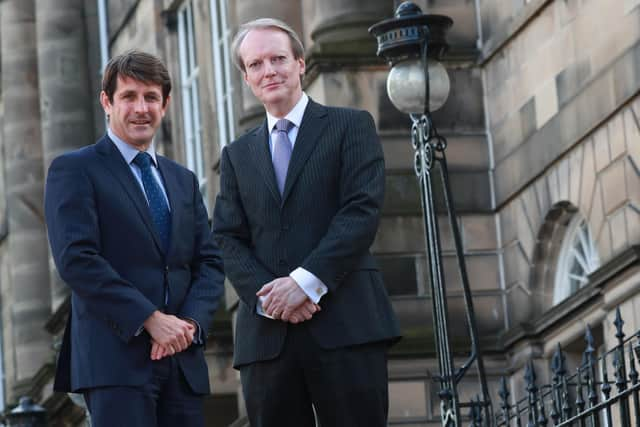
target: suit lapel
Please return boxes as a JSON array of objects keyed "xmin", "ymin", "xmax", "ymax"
[
  {"xmin": 282, "ymin": 100, "xmax": 328, "ymax": 203},
  {"xmin": 247, "ymin": 122, "xmax": 281, "ymax": 203},
  {"xmin": 96, "ymin": 137, "xmax": 164, "ymax": 254}
]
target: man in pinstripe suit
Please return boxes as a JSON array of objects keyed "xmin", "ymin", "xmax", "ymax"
[{"xmin": 213, "ymin": 18, "xmax": 400, "ymax": 427}]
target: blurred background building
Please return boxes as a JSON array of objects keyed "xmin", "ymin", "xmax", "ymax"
[{"xmin": 0, "ymin": 0, "xmax": 638, "ymax": 425}]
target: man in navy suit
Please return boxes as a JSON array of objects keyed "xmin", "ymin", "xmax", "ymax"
[
  {"xmin": 213, "ymin": 18, "xmax": 400, "ymax": 427},
  {"xmin": 45, "ymin": 51, "xmax": 224, "ymax": 427}
]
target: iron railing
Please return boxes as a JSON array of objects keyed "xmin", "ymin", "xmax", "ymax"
[{"xmin": 480, "ymin": 307, "xmax": 640, "ymax": 427}]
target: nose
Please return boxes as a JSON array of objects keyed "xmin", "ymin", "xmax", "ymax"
[
  {"xmin": 263, "ymin": 61, "xmax": 276, "ymax": 77},
  {"xmin": 134, "ymin": 97, "xmax": 149, "ymax": 113}
]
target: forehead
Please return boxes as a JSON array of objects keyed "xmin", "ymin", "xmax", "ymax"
[
  {"xmin": 239, "ymin": 28, "xmax": 293, "ymax": 61},
  {"xmin": 114, "ymin": 75, "xmax": 162, "ymax": 94}
]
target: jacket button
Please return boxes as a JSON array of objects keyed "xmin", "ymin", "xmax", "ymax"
[{"xmin": 279, "ymin": 260, "xmax": 286, "ymax": 265}]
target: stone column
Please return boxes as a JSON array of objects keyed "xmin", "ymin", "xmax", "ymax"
[
  {"xmin": 35, "ymin": 0, "xmax": 95, "ymax": 312},
  {"xmin": 0, "ymin": 0, "xmax": 52, "ymax": 389}
]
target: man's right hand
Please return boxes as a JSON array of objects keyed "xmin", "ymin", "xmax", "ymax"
[
  {"xmin": 143, "ymin": 311, "xmax": 195, "ymax": 359},
  {"xmin": 285, "ymin": 299, "xmax": 321, "ymax": 324}
]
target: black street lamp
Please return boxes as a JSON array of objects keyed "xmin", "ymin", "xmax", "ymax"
[
  {"xmin": 370, "ymin": 3, "xmax": 492, "ymax": 426},
  {"xmin": 4, "ymin": 396, "xmax": 47, "ymax": 427}
]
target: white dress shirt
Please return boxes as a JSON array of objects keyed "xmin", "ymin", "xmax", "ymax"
[{"xmin": 256, "ymin": 92, "xmax": 329, "ymax": 318}]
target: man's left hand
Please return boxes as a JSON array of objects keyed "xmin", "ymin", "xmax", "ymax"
[{"xmin": 257, "ymin": 277, "xmax": 307, "ymax": 320}]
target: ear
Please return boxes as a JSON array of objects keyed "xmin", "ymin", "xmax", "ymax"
[
  {"xmin": 298, "ymin": 57, "xmax": 306, "ymax": 76},
  {"xmin": 161, "ymin": 94, "xmax": 171, "ymax": 116},
  {"xmin": 243, "ymin": 71, "xmax": 249, "ymax": 85},
  {"xmin": 100, "ymin": 91, "xmax": 112, "ymax": 115}
]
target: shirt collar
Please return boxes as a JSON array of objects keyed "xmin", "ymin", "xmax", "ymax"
[
  {"xmin": 266, "ymin": 92, "xmax": 309, "ymax": 132},
  {"xmin": 108, "ymin": 128, "xmax": 159, "ymax": 167}
]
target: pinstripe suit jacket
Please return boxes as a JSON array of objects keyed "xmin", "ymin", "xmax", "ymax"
[{"xmin": 213, "ymin": 99, "xmax": 400, "ymax": 367}]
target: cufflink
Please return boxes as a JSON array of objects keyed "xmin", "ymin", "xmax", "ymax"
[{"xmin": 316, "ymin": 287, "xmax": 323, "ymax": 296}]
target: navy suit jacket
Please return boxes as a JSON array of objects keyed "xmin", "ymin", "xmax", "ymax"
[
  {"xmin": 45, "ymin": 136, "xmax": 224, "ymax": 394},
  {"xmin": 213, "ymin": 99, "xmax": 400, "ymax": 367}
]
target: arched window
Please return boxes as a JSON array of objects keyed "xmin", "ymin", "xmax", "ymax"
[{"xmin": 553, "ymin": 214, "xmax": 600, "ymax": 304}]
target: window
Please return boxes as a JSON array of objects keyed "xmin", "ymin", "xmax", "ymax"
[
  {"xmin": 209, "ymin": 0, "xmax": 235, "ymax": 147},
  {"xmin": 553, "ymin": 215, "xmax": 600, "ymax": 304},
  {"xmin": 177, "ymin": 1, "xmax": 207, "ymax": 196}
]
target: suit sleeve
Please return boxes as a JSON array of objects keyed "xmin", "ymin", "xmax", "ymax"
[
  {"xmin": 301, "ymin": 110, "xmax": 385, "ymax": 292},
  {"xmin": 45, "ymin": 156, "xmax": 157, "ymax": 342},
  {"xmin": 176, "ymin": 171, "xmax": 225, "ymax": 340},
  {"xmin": 212, "ymin": 147, "xmax": 276, "ymax": 310}
]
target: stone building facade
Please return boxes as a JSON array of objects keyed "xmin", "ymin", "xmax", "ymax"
[{"xmin": 0, "ymin": 0, "xmax": 638, "ymax": 425}]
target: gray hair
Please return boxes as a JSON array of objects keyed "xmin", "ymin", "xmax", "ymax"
[{"xmin": 231, "ymin": 18, "xmax": 305, "ymax": 72}]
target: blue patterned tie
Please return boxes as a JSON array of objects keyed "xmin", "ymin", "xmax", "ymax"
[
  {"xmin": 272, "ymin": 119, "xmax": 294, "ymax": 194},
  {"xmin": 133, "ymin": 152, "xmax": 171, "ymax": 253}
]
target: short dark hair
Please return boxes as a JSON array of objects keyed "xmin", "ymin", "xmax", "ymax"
[
  {"xmin": 102, "ymin": 50, "xmax": 172, "ymax": 106},
  {"xmin": 231, "ymin": 18, "xmax": 305, "ymax": 72}
]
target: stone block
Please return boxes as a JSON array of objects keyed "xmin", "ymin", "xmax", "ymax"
[
  {"xmin": 503, "ymin": 241, "xmax": 531, "ymax": 289},
  {"xmin": 372, "ymin": 215, "xmax": 429, "ymax": 254},
  {"xmin": 593, "ymin": 125, "xmax": 611, "ymax": 173},
  {"xmin": 521, "ymin": 186, "xmax": 542, "ymax": 236},
  {"xmin": 469, "ymin": 294, "xmax": 506, "ymax": 336},
  {"xmin": 383, "ymin": 173, "xmax": 421, "ymax": 216},
  {"xmin": 433, "ymin": 68, "xmax": 486, "ymax": 132},
  {"xmin": 556, "ymin": 59, "xmax": 591, "ymax": 107},
  {"xmin": 625, "ymin": 157, "xmax": 640, "ymax": 205},
  {"xmin": 589, "ymin": 181, "xmax": 605, "ymax": 243},
  {"xmin": 506, "ymin": 282, "xmax": 536, "ymax": 327},
  {"xmin": 579, "ymin": 138, "xmax": 597, "ymax": 216},
  {"xmin": 516, "ymin": 199, "xmax": 536, "ymax": 262},
  {"xmin": 595, "ymin": 212, "xmax": 613, "ymax": 263},
  {"xmin": 614, "ymin": 42, "xmax": 640, "ymax": 107},
  {"xmin": 380, "ymin": 133, "xmax": 414, "ymax": 171},
  {"xmin": 624, "ymin": 108, "xmax": 640, "ymax": 164},
  {"xmin": 547, "ymin": 169, "xmax": 560, "ymax": 205},
  {"xmin": 443, "ymin": 134, "xmax": 490, "ymax": 172},
  {"xmin": 519, "ymin": 97, "xmax": 537, "ymax": 141},
  {"xmin": 493, "ymin": 113, "xmax": 524, "ymax": 164},
  {"xmin": 535, "ymin": 177, "xmax": 551, "ymax": 221},
  {"xmin": 568, "ymin": 144, "xmax": 584, "ymax": 206},
  {"xmin": 448, "ymin": 171, "xmax": 493, "ymax": 213},
  {"xmin": 535, "ymin": 79, "xmax": 559, "ymax": 129},
  {"xmin": 600, "ymin": 159, "xmax": 627, "ymax": 215},
  {"xmin": 591, "ymin": 11, "xmax": 640, "ymax": 78},
  {"xmin": 557, "ymin": 157, "xmax": 570, "ymax": 202},
  {"xmin": 377, "ymin": 256, "xmax": 418, "ymax": 297},
  {"xmin": 555, "ymin": 0, "xmax": 579, "ymax": 26},
  {"xmin": 609, "ymin": 208, "xmax": 628, "ymax": 256},
  {"xmin": 626, "ymin": 204, "xmax": 640, "ymax": 244},
  {"xmin": 499, "ymin": 203, "xmax": 518, "ymax": 247},
  {"xmin": 624, "ymin": 0, "xmax": 640, "ymax": 15},
  {"xmin": 461, "ymin": 214, "xmax": 498, "ymax": 251}
]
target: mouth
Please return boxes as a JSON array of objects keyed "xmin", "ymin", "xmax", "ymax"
[
  {"xmin": 263, "ymin": 82, "xmax": 282, "ymax": 90},
  {"xmin": 130, "ymin": 119, "xmax": 151, "ymax": 126}
]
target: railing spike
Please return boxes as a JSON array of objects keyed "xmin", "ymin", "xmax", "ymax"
[{"xmin": 614, "ymin": 307, "xmax": 625, "ymax": 343}]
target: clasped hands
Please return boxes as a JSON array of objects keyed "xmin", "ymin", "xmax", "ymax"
[
  {"xmin": 257, "ymin": 277, "xmax": 321, "ymax": 323},
  {"xmin": 143, "ymin": 310, "xmax": 196, "ymax": 360}
]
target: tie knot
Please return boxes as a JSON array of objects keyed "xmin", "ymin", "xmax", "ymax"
[
  {"xmin": 133, "ymin": 152, "xmax": 153, "ymax": 170},
  {"xmin": 275, "ymin": 119, "xmax": 293, "ymax": 133}
]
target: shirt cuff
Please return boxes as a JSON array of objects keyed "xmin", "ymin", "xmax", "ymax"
[
  {"xmin": 290, "ymin": 267, "xmax": 327, "ymax": 304},
  {"xmin": 183, "ymin": 317, "xmax": 204, "ymax": 345},
  {"xmin": 256, "ymin": 296, "xmax": 275, "ymax": 319}
]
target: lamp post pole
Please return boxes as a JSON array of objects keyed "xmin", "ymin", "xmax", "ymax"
[{"xmin": 370, "ymin": 3, "xmax": 492, "ymax": 426}]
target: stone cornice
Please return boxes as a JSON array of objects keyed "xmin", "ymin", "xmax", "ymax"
[{"xmin": 500, "ymin": 245, "xmax": 640, "ymax": 351}]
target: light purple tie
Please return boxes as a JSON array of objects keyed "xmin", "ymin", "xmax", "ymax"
[{"xmin": 272, "ymin": 119, "xmax": 294, "ymax": 194}]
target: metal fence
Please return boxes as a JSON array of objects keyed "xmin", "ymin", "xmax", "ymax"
[{"xmin": 480, "ymin": 307, "xmax": 640, "ymax": 427}]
